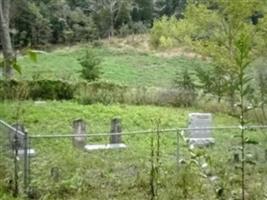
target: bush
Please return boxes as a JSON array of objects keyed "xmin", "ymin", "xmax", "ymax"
[
  {"xmin": 0, "ymin": 80, "xmax": 75, "ymax": 100},
  {"xmin": 29, "ymin": 80, "xmax": 75, "ymax": 100},
  {"xmin": 75, "ymin": 81, "xmax": 127, "ymax": 105},
  {"xmin": 75, "ymin": 82, "xmax": 196, "ymax": 107},
  {"xmin": 118, "ymin": 22, "xmax": 148, "ymax": 38},
  {"xmin": 0, "ymin": 79, "xmax": 195, "ymax": 107}
]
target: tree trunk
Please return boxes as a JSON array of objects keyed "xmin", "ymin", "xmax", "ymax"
[{"xmin": 0, "ymin": 0, "xmax": 14, "ymax": 79}]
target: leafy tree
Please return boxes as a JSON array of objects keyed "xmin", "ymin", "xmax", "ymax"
[
  {"xmin": 174, "ymin": 68, "xmax": 195, "ymax": 91},
  {"xmin": 154, "ymin": 0, "xmax": 182, "ymax": 17},
  {"xmin": 68, "ymin": 7, "xmax": 98, "ymax": 42},
  {"xmin": 46, "ymin": 0, "xmax": 72, "ymax": 43},
  {"xmin": 87, "ymin": 0, "xmax": 135, "ymax": 38},
  {"xmin": 255, "ymin": 62, "xmax": 267, "ymax": 121},
  {"xmin": 12, "ymin": 1, "xmax": 52, "ymax": 47},
  {"xmin": 194, "ymin": 65, "xmax": 229, "ymax": 103},
  {"xmin": 132, "ymin": 0, "xmax": 153, "ymax": 24}
]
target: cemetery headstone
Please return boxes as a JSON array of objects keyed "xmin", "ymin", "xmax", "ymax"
[
  {"xmin": 110, "ymin": 117, "xmax": 122, "ymax": 144},
  {"xmin": 187, "ymin": 113, "xmax": 214, "ymax": 147},
  {"xmin": 72, "ymin": 119, "xmax": 87, "ymax": 148}
]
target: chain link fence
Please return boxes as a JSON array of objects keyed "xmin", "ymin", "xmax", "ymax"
[{"xmin": 1, "ymin": 119, "xmax": 267, "ymax": 199}]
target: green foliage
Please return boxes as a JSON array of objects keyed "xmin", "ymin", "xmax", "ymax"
[
  {"xmin": 152, "ymin": 0, "xmax": 267, "ymax": 110},
  {"xmin": 174, "ymin": 69, "xmax": 195, "ymax": 91},
  {"xmin": 132, "ymin": 0, "xmax": 154, "ymax": 23},
  {"xmin": 118, "ymin": 22, "xmax": 147, "ymax": 37},
  {"xmin": 78, "ymin": 49, "xmax": 101, "ymax": 82},
  {"xmin": 0, "ymin": 49, "xmax": 40, "ymax": 79},
  {"xmin": 9, "ymin": 0, "xmax": 188, "ymax": 47},
  {"xmin": 76, "ymin": 80, "xmax": 127, "ymax": 105},
  {"xmin": 254, "ymin": 60, "xmax": 267, "ymax": 121},
  {"xmin": 150, "ymin": 3, "xmax": 219, "ymax": 48},
  {"xmin": 76, "ymin": 81, "xmax": 198, "ymax": 107},
  {"xmin": 150, "ymin": 16, "xmax": 179, "ymax": 48},
  {"xmin": 194, "ymin": 65, "xmax": 230, "ymax": 103},
  {"xmin": 12, "ymin": 0, "xmax": 52, "ymax": 47}
]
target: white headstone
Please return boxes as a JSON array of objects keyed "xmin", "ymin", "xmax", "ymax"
[{"xmin": 187, "ymin": 113, "xmax": 214, "ymax": 147}]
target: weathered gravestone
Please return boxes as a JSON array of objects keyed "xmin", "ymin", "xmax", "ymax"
[
  {"xmin": 187, "ymin": 113, "xmax": 214, "ymax": 147},
  {"xmin": 108, "ymin": 117, "xmax": 126, "ymax": 149},
  {"xmin": 11, "ymin": 124, "xmax": 35, "ymax": 157},
  {"xmin": 72, "ymin": 119, "xmax": 87, "ymax": 149},
  {"xmin": 110, "ymin": 117, "xmax": 122, "ymax": 144}
]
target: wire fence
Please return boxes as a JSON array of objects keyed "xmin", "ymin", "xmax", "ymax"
[
  {"xmin": 1, "ymin": 119, "xmax": 267, "ymax": 199},
  {"xmin": 0, "ymin": 120, "xmax": 30, "ymax": 198}
]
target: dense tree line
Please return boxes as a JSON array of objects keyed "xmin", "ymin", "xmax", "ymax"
[{"xmin": 3, "ymin": 0, "xmax": 186, "ymax": 48}]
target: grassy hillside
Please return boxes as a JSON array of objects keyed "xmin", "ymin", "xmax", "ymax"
[{"xmin": 17, "ymin": 42, "xmax": 209, "ymax": 87}]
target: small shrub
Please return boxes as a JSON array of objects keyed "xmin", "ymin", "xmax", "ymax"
[
  {"xmin": 118, "ymin": 24, "xmax": 132, "ymax": 37},
  {"xmin": 29, "ymin": 80, "xmax": 75, "ymax": 100},
  {"xmin": 75, "ymin": 81, "xmax": 127, "ymax": 105},
  {"xmin": 0, "ymin": 80, "xmax": 75, "ymax": 101},
  {"xmin": 173, "ymin": 69, "xmax": 197, "ymax": 107},
  {"xmin": 78, "ymin": 50, "xmax": 101, "ymax": 82},
  {"xmin": 131, "ymin": 22, "xmax": 148, "ymax": 34},
  {"xmin": 118, "ymin": 22, "xmax": 148, "ymax": 38}
]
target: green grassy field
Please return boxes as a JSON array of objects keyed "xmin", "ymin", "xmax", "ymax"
[
  {"xmin": 1, "ymin": 101, "xmax": 267, "ymax": 199},
  {"xmin": 17, "ymin": 45, "xmax": 208, "ymax": 87},
  {"xmin": 0, "ymin": 101, "xmax": 237, "ymax": 134}
]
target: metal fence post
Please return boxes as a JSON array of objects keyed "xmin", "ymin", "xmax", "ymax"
[
  {"xmin": 176, "ymin": 131, "xmax": 180, "ymax": 169},
  {"xmin": 13, "ymin": 133, "xmax": 19, "ymax": 197},
  {"xmin": 23, "ymin": 130, "xmax": 29, "ymax": 195}
]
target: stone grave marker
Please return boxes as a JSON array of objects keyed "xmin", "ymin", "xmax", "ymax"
[
  {"xmin": 187, "ymin": 113, "xmax": 214, "ymax": 147},
  {"xmin": 110, "ymin": 117, "xmax": 122, "ymax": 144},
  {"xmin": 72, "ymin": 119, "xmax": 87, "ymax": 148}
]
